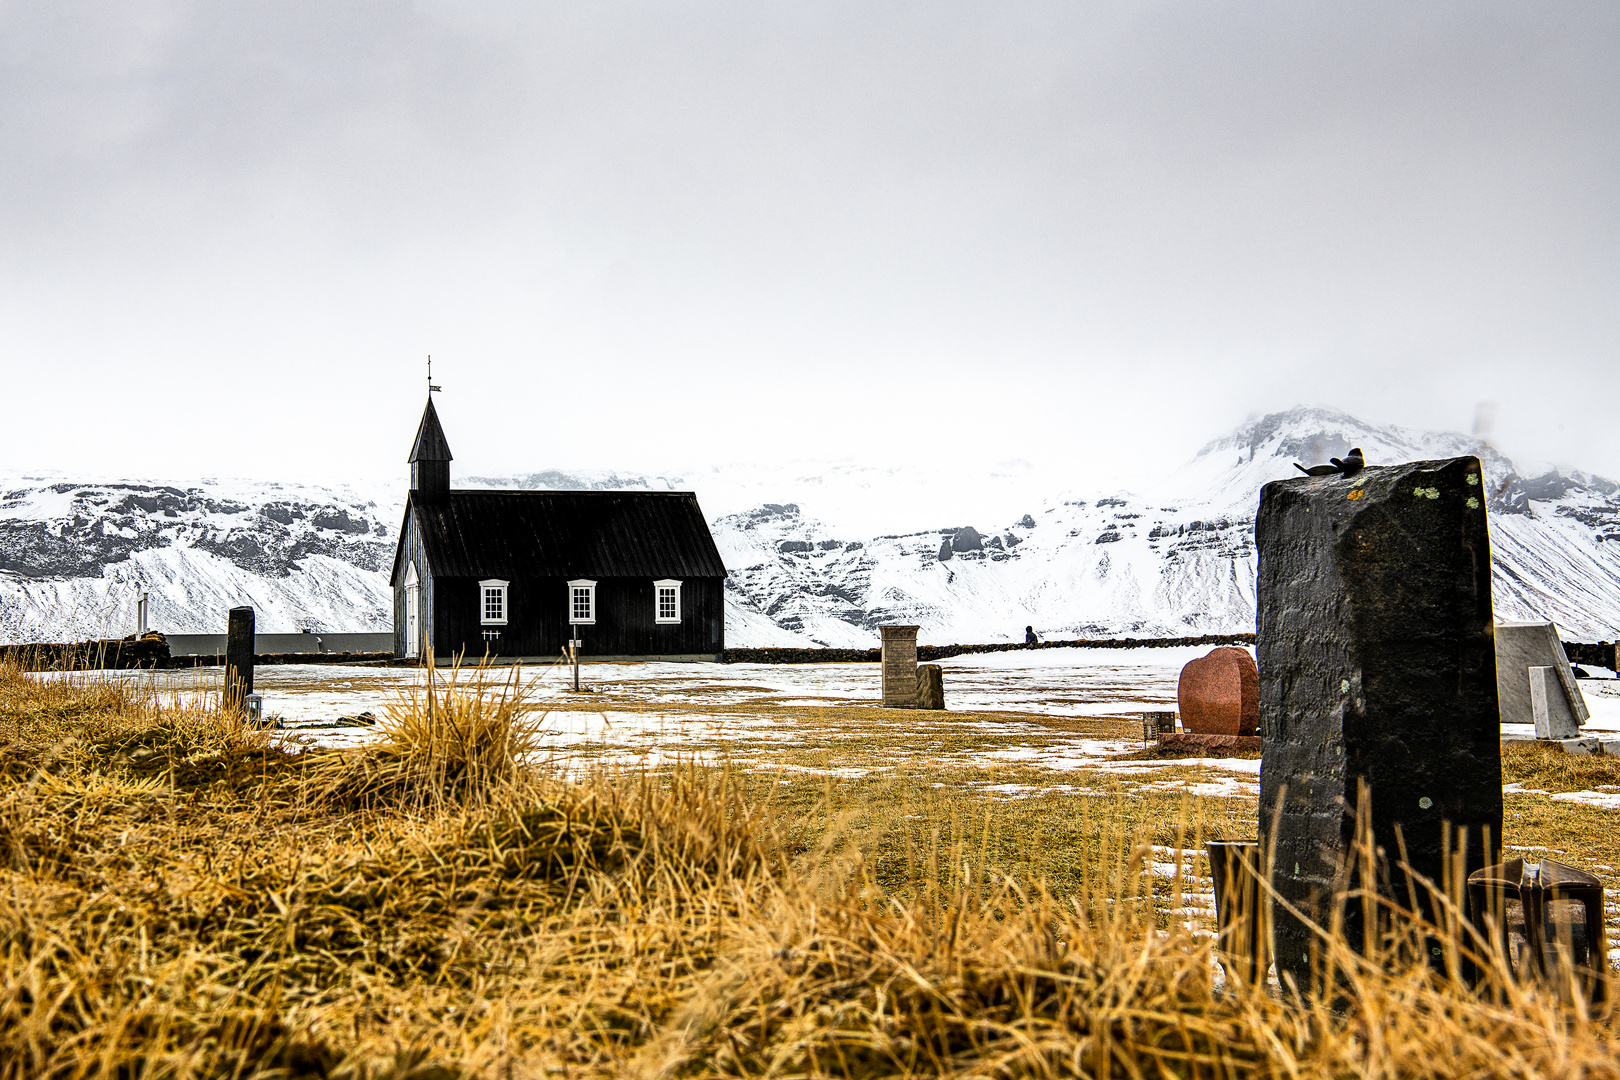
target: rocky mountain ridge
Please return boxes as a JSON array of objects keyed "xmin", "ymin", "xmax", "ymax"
[
  {"xmin": 5, "ymin": 407, "xmax": 1620, "ymax": 645},
  {"xmin": 0, "ymin": 477, "xmax": 396, "ymax": 642}
]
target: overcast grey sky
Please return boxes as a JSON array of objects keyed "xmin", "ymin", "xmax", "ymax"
[{"xmin": 2, "ymin": 2, "xmax": 1616, "ymax": 489}]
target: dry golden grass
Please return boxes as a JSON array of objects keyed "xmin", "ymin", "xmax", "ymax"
[
  {"xmin": 1, "ymin": 659, "xmax": 1617, "ymax": 1078},
  {"xmin": 1505, "ymin": 741, "xmax": 1620, "ymax": 793},
  {"xmin": 309, "ymin": 662, "xmax": 548, "ymax": 813}
]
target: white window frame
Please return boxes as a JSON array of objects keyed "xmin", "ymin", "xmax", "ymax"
[
  {"xmin": 654, "ymin": 578, "xmax": 682, "ymax": 624},
  {"xmin": 479, "ymin": 578, "xmax": 509, "ymax": 626},
  {"xmin": 568, "ymin": 578, "xmax": 597, "ymax": 625}
]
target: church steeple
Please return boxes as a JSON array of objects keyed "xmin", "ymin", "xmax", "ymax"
[{"xmin": 408, "ymin": 397, "xmax": 453, "ymax": 503}]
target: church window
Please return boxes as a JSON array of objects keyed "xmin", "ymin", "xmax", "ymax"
[
  {"xmin": 655, "ymin": 579, "xmax": 682, "ymax": 623},
  {"xmin": 479, "ymin": 579, "xmax": 509, "ymax": 625}
]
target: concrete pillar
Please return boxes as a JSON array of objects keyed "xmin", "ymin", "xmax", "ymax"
[
  {"xmin": 1530, "ymin": 666, "xmax": 1580, "ymax": 739},
  {"xmin": 1256, "ymin": 456, "xmax": 1501, "ymax": 989},
  {"xmin": 224, "ymin": 606, "xmax": 255, "ymax": 709},
  {"xmin": 880, "ymin": 625, "xmax": 920, "ymax": 708}
]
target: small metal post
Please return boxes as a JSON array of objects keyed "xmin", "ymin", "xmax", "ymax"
[
  {"xmin": 566, "ymin": 579, "xmax": 591, "ymax": 692},
  {"xmin": 135, "ymin": 591, "xmax": 148, "ymax": 636}
]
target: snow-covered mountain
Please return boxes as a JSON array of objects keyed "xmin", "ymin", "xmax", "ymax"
[
  {"xmin": 6, "ymin": 407, "xmax": 1620, "ymax": 645},
  {"xmin": 0, "ymin": 478, "xmax": 398, "ymax": 642},
  {"xmin": 705, "ymin": 407, "xmax": 1620, "ymax": 645}
]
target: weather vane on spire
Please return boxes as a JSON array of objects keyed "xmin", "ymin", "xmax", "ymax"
[{"xmin": 427, "ymin": 355, "xmax": 441, "ymax": 394}]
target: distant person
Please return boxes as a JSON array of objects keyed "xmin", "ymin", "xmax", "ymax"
[{"xmin": 1025, "ymin": 625, "xmax": 1039, "ymax": 645}]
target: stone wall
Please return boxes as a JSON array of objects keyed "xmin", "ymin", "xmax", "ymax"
[
  {"xmin": 1564, "ymin": 641, "xmax": 1619, "ymax": 670},
  {"xmin": 2, "ymin": 633, "xmax": 171, "ymax": 670},
  {"xmin": 2, "ymin": 642, "xmax": 399, "ymax": 670},
  {"xmin": 721, "ymin": 632, "xmax": 1256, "ymax": 665}
]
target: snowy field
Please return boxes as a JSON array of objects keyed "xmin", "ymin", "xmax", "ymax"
[
  {"xmin": 49, "ymin": 644, "xmax": 1620, "ymax": 802},
  {"xmin": 51, "ymin": 644, "xmax": 1620, "ymax": 749},
  {"xmin": 43, "ymin": 647, "xmax": 1236, "ymax": 785},
  {"xmin": 46, "ymin": 646, "xmax": 1197, "ymax": 725},
  {"xmin": 36, "ymin": 647, "xmax": 1620, "ymax": 808}
]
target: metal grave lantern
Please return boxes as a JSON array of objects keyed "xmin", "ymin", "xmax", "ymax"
[{"xmin": 568, "ymin": 578, "xmax": 596, "ymax": 692}]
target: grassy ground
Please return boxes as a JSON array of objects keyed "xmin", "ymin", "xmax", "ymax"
[
  {"xmin": 521, "ymin": 699, "xmax": 1261, "ymax": 899},
  {"xmin": 1502, "ymin": 743, "xmax": 1620, "ymax": 900},
  {"xmin": 2, "ymin": 662, "xmax": 1618, "ymax": 1077}
]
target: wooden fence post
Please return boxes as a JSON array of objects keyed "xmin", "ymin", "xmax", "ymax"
[{"xmin": 224, "ymin": 606, "xmax": 255, "ymax": 710}]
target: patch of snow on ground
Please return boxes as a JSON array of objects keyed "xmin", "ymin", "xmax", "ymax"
[
  {"xmin": 1551, "ymin": 790, "xmax": 1620, "ymax": 810},
  {"xmin": 933, "ymin": 646, "xmax": 1229, "ymax": 716},
  {"xmin": 1142, "ymin": 777, "xmax": 1258, "ymax": 800},
  {"xmin": 1579, "ymin": 692, "xmax": 1620, "ymax": 732},
  {"xmin": 967, "ymin": 740, "xmax": 1134, "ymax": 770},
  {"xmin": 742, "ymin": 762, "xmax": 873, "ymax": 778}
]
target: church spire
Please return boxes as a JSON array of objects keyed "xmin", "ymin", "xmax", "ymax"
[
  {"xmin": 409, "ymin": 397, "xmax": 452, "ymax": 502},
  {"xmin": 409, "ymin": 397, "xmax": 453, "ymax": 463}
]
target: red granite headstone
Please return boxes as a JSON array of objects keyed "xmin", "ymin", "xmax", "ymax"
[{"xmin": 1177, "ymin": 647, "xmax": 1259, "ymax": 736}]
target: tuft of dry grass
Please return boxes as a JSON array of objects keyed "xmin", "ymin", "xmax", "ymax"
[
  {"xmin": 1, "ymin": 659, "xmax": 1617, "ymax": 1078},
  {"xmin": 308, "ymin": 660, "xmax": 547, "ymax": 813},
  {"xmin": 0, "ymin": 659, "xmax": 272, "ymax": 782}
]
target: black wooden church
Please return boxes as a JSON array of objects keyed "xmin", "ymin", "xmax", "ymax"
[{"xmin": 390, "ymin": 398, "xmax": 727, "ymax": 661}]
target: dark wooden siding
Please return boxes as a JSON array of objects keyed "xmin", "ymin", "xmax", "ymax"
[{"xmin": 429, "ymin": 575, "xmax": 725, "ymax": 660}]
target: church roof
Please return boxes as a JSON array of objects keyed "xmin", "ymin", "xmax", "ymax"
[
  {"xmin": 393, "ymin": 489, "xmax": 727, "ymax": 582},
  {"xmin": 407, "ymin": 398, "xmax": 453, "ymax": 463}
]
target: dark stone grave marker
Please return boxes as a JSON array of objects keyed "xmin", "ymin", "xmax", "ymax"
[
  {"xmin": 916, "ymin": 663, "xmax": 945, "ymax": 710},
  {"xmin": 225, "ymin": 605, "xmax": 255, "ymax": 710},
  {"xmin": 1256, "ymin": 457, "xmax": 1501, "ymax": 989}
]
